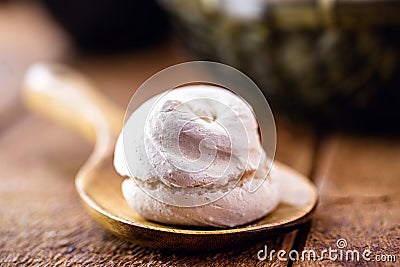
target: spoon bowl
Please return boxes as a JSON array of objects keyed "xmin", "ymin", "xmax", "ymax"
[{"xmin": 23, "ymin": 63, "xmax": 318, "ymax": 251}]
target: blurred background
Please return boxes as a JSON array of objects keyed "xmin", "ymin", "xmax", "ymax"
[
  {"xmin": 1, "ymin": 1, "xmax": 399, "ymax": 265},
  {"xmin": 1, "ymin": 0, "xmax": 400, "ymax": 132}
]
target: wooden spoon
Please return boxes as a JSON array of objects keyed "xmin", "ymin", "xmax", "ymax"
[{"xmin": 22, "ymin": 63, "xmax": 318, "ymax": 251}]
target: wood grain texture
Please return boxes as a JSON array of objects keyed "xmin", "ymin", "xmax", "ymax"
[
  {"xmin": 296, "ymin": 134, "xmax": 400, "ymax": 266},
  {"xmin": 0, "ymin": 2, "xmax": 317, "ymax": 264},
  {"xmin": 0, "ymin": 115, "xmax": 316, "ymax": 266}
]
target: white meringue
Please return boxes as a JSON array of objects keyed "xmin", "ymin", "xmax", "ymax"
[
  {"xmin": 114, "ymin": 85, "xmax": 280, "ymax": 227},
  {"xmin": 143, "ymin": 86, "xmax": 263, "ymax": 187},
  {"xmin": 121, "ymin": 164, "xmax": 280, "ymax": 228}
]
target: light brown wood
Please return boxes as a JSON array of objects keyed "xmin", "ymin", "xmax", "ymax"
[
  {"xmin": 0, "ymin": 2, "xmax": 319, "ymax": 264},
  {"xmin": 0, "ymin": 114, "xmax": 316, "ymax": 266},
  {"xmin": 2, "ymin": 1, "xmax": 398, "ymax": 264},
  {"xmin": 21, "ymin": 63, "xmax": 318, "ymax": 251},
  {"xmin": 296, "ymin": 134, "xmax": 400, "ymax": 266}
]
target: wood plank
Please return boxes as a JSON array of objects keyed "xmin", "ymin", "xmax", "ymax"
[
  {"xmin": 69, "ymin": 45, "xmax": 317, "ymax": 265},
  {"xmin": 0, "ymin": 114, "xmax": 316, "ymax": 266},
  {"xmin": 0, "ymin": 2, "xmax": 318, "ymax": 265},
  {"xmin": 275, "ymin": 117, "xmax": 316, "ymax": 176},
  {"xmin": 296, "ymin": 134, "xmax": 400, "ymax": 266}
]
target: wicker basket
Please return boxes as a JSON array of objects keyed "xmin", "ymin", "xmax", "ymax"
[{"xmin": 160, "ymin": 0, "xmax": 400, "ymax": 131}]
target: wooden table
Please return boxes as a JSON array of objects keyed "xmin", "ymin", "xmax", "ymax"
[{"xmin": 0, "ymin": 2, "xmax": 398, "ymax": 266}]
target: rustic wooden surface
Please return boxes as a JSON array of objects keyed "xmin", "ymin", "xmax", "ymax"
[{"xmin": 0, "ymin": 1, "xmax": 398, "ymax": 266}]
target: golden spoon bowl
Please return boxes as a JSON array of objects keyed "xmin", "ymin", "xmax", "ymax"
[{"xmin": 23, "ymin": 63, "xmax": 318, "ymax": 251}]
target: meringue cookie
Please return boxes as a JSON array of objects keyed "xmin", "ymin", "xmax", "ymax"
[
  {"xmin": 114, "ymin": 85, "xmax": 280, "ymax": 227},
  {"xmin": 143, "ymin": 87, "xmax": 263, "ymax": 187},
  {"xmin": 122, "ymin": 164, "xmax": 280, "ymax": 228}
]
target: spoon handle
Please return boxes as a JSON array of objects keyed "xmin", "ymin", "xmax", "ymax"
[{"xmin": 22, "ymin": 63, "xmax": 124, "ymax": 142}]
